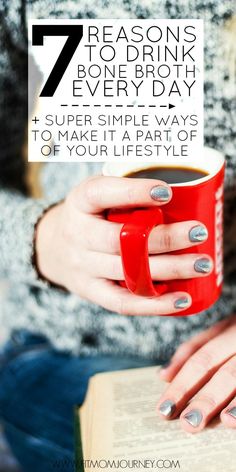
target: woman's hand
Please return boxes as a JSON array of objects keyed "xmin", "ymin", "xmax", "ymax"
[
  {"xmin": 157, "ymin": 315, "xmax": 236, "ymax": 431},
  {"xmin": 35, "ymin": 175, "xmax": 212, "ymax": 315}
]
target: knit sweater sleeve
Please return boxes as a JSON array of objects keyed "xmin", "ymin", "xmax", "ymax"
[
  {"xmin": 0, "ymin": 1, "xmax": 50, "ymax": 284},
  {"xmin": 0, "ymin": 190, "xmax": 50, "ymax": 285}
]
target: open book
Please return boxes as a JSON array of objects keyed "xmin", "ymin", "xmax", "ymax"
[{"xmin": 75, "ymin": 366, "xmax": 236, "ymax": 472}]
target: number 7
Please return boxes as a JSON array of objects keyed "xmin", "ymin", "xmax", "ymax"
[{"xmin": 32, "ymin": 25, "xmax": 83, "ymax": 97}]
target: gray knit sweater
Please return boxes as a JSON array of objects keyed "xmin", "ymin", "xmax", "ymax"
[{"xmin": 0, "ymin": 0, "xmax": 235, "ymax": 360}]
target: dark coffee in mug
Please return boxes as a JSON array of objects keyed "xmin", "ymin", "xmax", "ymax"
[{"xmin": 125, "ymin": 166, "xmax": 208, "ymax": 184}]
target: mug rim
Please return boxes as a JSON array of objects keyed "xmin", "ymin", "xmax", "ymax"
[{"xmin": 102, "ymin": 147, "xmax": 225, "ymax": 187}]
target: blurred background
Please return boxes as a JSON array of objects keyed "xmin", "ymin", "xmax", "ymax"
[{"xmin": 0, "ymin": 257, "xmax": 21, "ymax": 472}]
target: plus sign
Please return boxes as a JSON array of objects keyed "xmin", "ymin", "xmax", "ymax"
[{"xmin": 32, "ymin": 116, "xmax": 39, "ymax": 124}]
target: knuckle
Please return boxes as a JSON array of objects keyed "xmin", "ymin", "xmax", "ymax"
[
  {"xmin": 226, "ymin": 367, "xmax": 236, "ymax": 381},
  {"xmin": 194, "ymin": 393, "xmax": 217, "ymax": 408},
  {"xmin": 219, "ymin": 358, "xmax": 236, "ymax": 380},
  {"xmin": 82, "ymin": 219, "xmax": 97, "ymax": 250},
  {"xmin": 116, "ymin": 297, "xmax": 129, "ymax": 316},
  {"xmin": 83, "ymin": 176, "xmax": 101, "ymax": 206},
  {"xmin": 126, "ymin": 185, "xmax": 138, "ymax": 204},
  {"xmin": 110, "ymin": 257, "xmax": 122, "ymax": 279},
  {"xmin": 171, "ymin": 264, "xmax": 183, "ymax": 279},
  {"xmin": 189, "ymin": 348, "xmax": 213, "ymax": 373},
  {"xmin": 107, "ymin": 227, "xmax": 119, "ymax": 253},
  {"xmin": 160, "ymin": 229, "xmax": 172, "ymax": 252}
]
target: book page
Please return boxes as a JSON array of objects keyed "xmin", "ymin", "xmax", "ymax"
[{"xmin": 79, "ymin": 366, "xmax": 236, "ymax": 472}]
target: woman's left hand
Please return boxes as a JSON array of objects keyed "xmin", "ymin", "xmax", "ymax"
[{"xmin": 157, "ymin": 315, "xmax": 236, "ymax": 432}]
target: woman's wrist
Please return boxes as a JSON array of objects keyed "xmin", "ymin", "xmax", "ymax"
[{"xmin": 32, "ymin": 201, "xmax": 67, "ymax": 290}]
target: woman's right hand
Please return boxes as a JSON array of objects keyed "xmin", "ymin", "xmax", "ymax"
[{"xmin": 35, "ymin": 175, "xmax": 213, "ymax": 315}]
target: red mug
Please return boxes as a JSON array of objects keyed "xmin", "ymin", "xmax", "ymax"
[{"xmin": 103, "ymin": 147, "xmax": 225, "ymax": 316}]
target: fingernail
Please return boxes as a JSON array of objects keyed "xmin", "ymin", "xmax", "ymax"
[
  {"xmin": 150, "ymin": 186, "xmax": 171, "ymax": 202},
  {"xmin": 189, "ymin": 225, "xmax": 208, "ymax": 242},
  {"xmin": 194, "ymin": 257, "xmax": 213, "ymax": 273},
  {"xmin": 174, "ymin": 297, "xmax": 190, "ymax": 309},
  {"xmin": 184, "ymin": 409, "xmax": 203, "ymax": 427},
  {"xmin": 226, "ymin": 406, "xmax": 236, "ymax": 418},
  {"xmin": 159, "ymin": 400, "xmax": 176, "ymax": 417}
]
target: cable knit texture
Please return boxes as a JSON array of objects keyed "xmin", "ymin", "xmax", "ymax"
[{"xmin": 0, "ymin": 0, "xmax": 235, "ymax": 360}]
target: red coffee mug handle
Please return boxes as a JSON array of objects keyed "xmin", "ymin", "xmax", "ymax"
[{"xmin": 120, "ymin": 207, "xmax": 168, "ymax": 297}]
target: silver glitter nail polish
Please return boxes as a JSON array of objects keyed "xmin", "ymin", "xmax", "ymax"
[
  {"xmin": 194, "ymin": 258, "xmax": 212, "ymax": 273},
  {"xmin": 189, "ymin": 225, "xmax": 208, "ymax": 242},
  {"xmin": 174, "ymin": 297, "xmax": 190, "ymax": 309},
  {"xmin": 150, "ymin": 186, "xmax": 171, "ymax": 202},
  {"xmin": 226, "ymin": 407, "xmax": 236, "ymax": 419},
  {"xmin": 184, "ymin": 409, "xmax": 203, "ymax": 427},
  {"xmin": 159, "ymin": 400, "xmax": 176, "ymax": 417}
]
